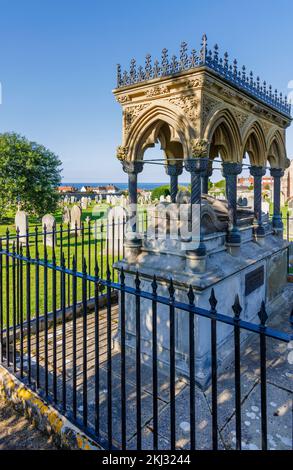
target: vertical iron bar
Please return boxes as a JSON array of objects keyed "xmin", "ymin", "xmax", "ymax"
[
  {"xmin": 12, "ymin": 242, "xmax": 17, "ymax": 372},
  {"xmin": 169, "ymin": 279, "xmax": 176, "ymax": 449},
  {"xmin": 35, "ymin": 227, "xmax": 40, "ymax": 388},
  {"xmin": 52, "ymin": 246, "xmax": 57, "ymax": 402},
  {"xmin": 72, "ymin": 256, "xmax": 77, "ymax": 420},
  {"xmin": 88, "ymin": 219, "xmax": 91, "ymax": 299},
  {"xmin": 106, "ymin": 265, "xmax": 112, "ymax": 449},
  {"xmin": 62, "ymin": 253, "xmax": 66, "ymax": 412},
  {"xmin": 6, "ymin": 230, "xmax": 10, "ymax": 367},
  {"xmin": 26, "ymin": 236, "xmax": 31, "ymax": 383},
  {"xmin": 44, "ymin": 227, "xmax": 48, "ymax": 395},
  {"xmin": 94, "ymin": 261, "xmax": 100, "ymax": 437},
  {"xmin": 135, "ymin": 272, "xmax": 142, "ymax": 450},
  {"xmin": 82, "ymin": 258, "xmax": 88, "ymax": 428},
  {"xmin": 188, "ymin": 286, "xmax": 196, "ymax": 450},
  {"xmin": 210, "ymin": 289, "xmax": 218, "ymax": 450},
  {"xmin": 152, "ymin": 276, "xmax": 158, "ymax": 450},
  {"xmin": 19, "ymin": 245, "xmax": 24, "ymax": 377},
  {"xmin": 120, "ymin": 268, "xmax": 126, "ymax": 450},
  {"xmin": 233, "ymin": 295, "xmax": 242, "ymax": 451}
]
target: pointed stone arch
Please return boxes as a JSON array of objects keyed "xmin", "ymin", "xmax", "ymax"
[
  {"xmin": 203, "ymin": 108, "xmax": 242, "ymax": 162},
  {"xmin": 267, "ymin": 130, "xmax": 287, "ymax": 168},
  {"xmin": 124, "ymin": 101, "xmax": 194, "ymax": 162},
  {"xmin": 242, "ymin": 120, "xmax": 267, "ymax": 166}
]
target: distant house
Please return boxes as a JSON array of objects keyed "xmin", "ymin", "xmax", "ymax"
[
  {"xmin": 58, "ymin": 185, "xmax": 77, "ymax": 193},
  {"xmin": 80, "ymin": 185, "xmax": 120, "ymax": 194},
  {"xmin": 237, "ymin": 176, "xmax": 273, "ymax": 189}
]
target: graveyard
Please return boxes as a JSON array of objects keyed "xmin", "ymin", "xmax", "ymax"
[{"xmin": 0, "ymin": 1, "xmax": 293, "ymax": 459}]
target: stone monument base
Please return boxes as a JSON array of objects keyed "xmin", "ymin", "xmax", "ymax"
[{"xmin": 114, "ymin": 229, "xmax": 289, "ymax": 388}]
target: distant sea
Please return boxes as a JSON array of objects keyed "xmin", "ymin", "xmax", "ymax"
[{"xmin": 62, "ymin": 182, "xmax": 189, "ymax": 191}]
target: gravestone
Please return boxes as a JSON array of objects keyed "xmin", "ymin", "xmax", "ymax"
[
  {"xmin": 70, "ymin": 205, "xmax": 82, "ymax": 234},
  {"xmin": 62, "ymin": 206, "xmax": 71, "ymax": 225},
  {"xmin": 15, "ymin": 211, "xmax": 28, "ymax": 244},
  {"xmin": 42, "ymin": 214, "xmax": 56, "ymax": 247}
]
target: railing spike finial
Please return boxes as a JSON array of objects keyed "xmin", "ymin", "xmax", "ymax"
[
  {"xmin": 145, "ymin": 53, "xmax": 152, "ymax": 80},
  {"xmin": 117, "ymin": 64, "xmax": 122, "ymax": 87},
  {"xmin": 135, "ymin": 271, "xmax": 141, "ymax": 291},
  {"xmin": 213, "ymin": 43, "xmax": 219, "ymax": 63},
  {"xmin": 168, "ymin": 278, "xmax": 175, "ymax": 301},
  {"xmin": 120, "ymin": 266, "xmax": 125, "ymax": 285},
  {"xmin": 232, "ymin": 294, "xmax": 242, "ymax": 319},
  {"xmin": 209, "ymin": 288, "xmax": 217, "ymax": 312},
  {"xmin": 187, "ymin": 285, "xmax": 195, "ymax": 305},
  {"xmin": 189, "ymin": 48, "xmax": 197, "ymax": 68},
  {"xmin": 223, "ymin": 51, "xmax": 229, "ymax": 69},
  {"xmin": 258, "ymin": 300, "xmax": 268, "ymax": 326},
  {"xmin": 129, "ymin": 58, "xmax": 137, "ymax": 84},
  {"xmin": 151, "ymin": 274, "xmax": 158, "ymax": 295},
  {"xmin": 233, "ymin": 59, "xmax": 238, "ymax": 76},
  {"xmin": 82, "ymin": 256, "xmax": 87, "ymax": 274},
  {"xmin": 200, "ymin": 33, "xmax": 208, "ymax": 63},
  {"xmin": 95, "ymin": 258, "xmax": 99, "ymax": 278},
  {"xmin": 242, "ymin": 65, "xmax": 246, "ymax": 81},
  {"xmin": 179, "ymin": 41, "xmax": 188, "ymax": 70},
  {"xmin": 161, "ymin": 47, "xmax": 169, "ymax": 76}
]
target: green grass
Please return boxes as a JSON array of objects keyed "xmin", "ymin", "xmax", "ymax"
[{"xmin": 0, "ymin": 203, "xmax": 128, "ymax": 328}]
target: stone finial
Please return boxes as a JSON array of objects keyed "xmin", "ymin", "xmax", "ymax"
[
  {"xmin": 191, "ymin": 138, "xmax": 209, "ymax": 158},
  {"xmin": 116, "ymin": 145, "xmax": 128, "ymax": 161}
]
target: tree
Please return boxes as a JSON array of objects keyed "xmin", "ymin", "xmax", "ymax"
[
  {"xmin": 0, "ymin": 132, "xmax": 62, "ymax": 218},
  {"xmin": 151, "ymin": 185, "xmax": 170, "ymax": 201}
]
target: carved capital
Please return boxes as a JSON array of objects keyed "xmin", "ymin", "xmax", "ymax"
[
  {"xmin": 270, "ymin": 168, "xmax": 284, "ymax": 178},
  {"xmin": 184, "ymin": 157, "xmax": 209, "ymax": 175},
  {"xmin": 250, "ymin": 166, "xmax": 266, "ymax": 178},
  {"xmin": 122, "ymin": 161, "xmax": 144, "ymax": 175},
  {"xmin": 222, "ymin": 162, "xmax": 242, "ymax": 177},
  {"xmin": 165, "ymin": 163, "xmax": 183, "ymax": 177}
]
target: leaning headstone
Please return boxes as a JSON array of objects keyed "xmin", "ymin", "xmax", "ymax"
[
  {"xmin": 62, "ymin": 206, "xmax": 71, "ymax": 225},
  {"xmin": 15, "ymin": 210, "xmax": 28, "ymax": 245},
  {"xmin": 42, "ymin": 214, "xmax": 56, "ymax": 247},
  {"xmin": 70, "ymin": 205, "xmax": 82, "ymax": 234}
]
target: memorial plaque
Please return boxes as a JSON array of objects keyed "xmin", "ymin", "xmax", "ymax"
[{"xmin": 245, "ymin": 265, "xmax": 264, "ymax": 296}]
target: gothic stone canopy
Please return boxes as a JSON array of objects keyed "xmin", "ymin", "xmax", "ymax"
[{"xmin": 113, "ymin": 35, "xmax": 291, "ymax": 170}]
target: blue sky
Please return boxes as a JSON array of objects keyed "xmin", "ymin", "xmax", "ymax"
[{"xmin": 0, "ymin": 0, "xmax": 292, "ymax": 183}]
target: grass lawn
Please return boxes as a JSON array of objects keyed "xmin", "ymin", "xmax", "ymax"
[{"xmin": 0, "ymin": 203, "xmax": 128, "ymax": 328}]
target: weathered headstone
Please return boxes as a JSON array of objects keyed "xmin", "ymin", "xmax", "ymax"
[
  {"xmin": 15, "ymin": 210, "xmax": 28, "ymax": 244},
  {"xmin": 70, "ymin": 205, "xmax": 82, "ymax": 234},
  {"xmin": 42, "ymin": 214, "xmax": 56, "ymax": 247},
  {"xmin": 62, "ymin": 206, "xmax": 71, "ymax": 225}
]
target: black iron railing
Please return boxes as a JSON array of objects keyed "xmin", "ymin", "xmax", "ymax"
[{"xmin": 0, "ymin": 231, "xmax": 292, "ymax": 450}]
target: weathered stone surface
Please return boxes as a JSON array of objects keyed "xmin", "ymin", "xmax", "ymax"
[
  {"xmin": 15, "ymin": 210, "xmax": 28, "ymax": 243},
  {"xmin": 42, "ymin": 214, "xmax": 56, "ymax": 247}
]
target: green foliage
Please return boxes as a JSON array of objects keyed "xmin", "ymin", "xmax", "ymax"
[
  {"xmin": 151, "ymin": 185, "xmax": 170, "ymax": 201},
  {"xmin": 213, "ymin": 179, "xmax": 226, "ymax": 189},
  {"xmin": 0, "ymin": 132, "xmax": 62, "ymax": 219}
]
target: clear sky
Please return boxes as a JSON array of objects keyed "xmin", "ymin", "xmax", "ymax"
[{"xmin": 0, "ymin": 0, "xmax": 292, "ymax": 183}]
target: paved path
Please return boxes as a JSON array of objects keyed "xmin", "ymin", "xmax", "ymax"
[
  {"xmin": 10, "ymin": 284, "xmax": 293, "ymax": 450},
  {"xmin": 0, "ymin": 395, "xmax": 57, "ymax": 450}
]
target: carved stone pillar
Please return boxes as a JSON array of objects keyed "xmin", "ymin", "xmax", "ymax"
[
  {"xmin": 165, "ymin": 163, "xmax": 183, "ymax": 203},
  {"xmin": 270, "ymin": 168, "xmax": 284, "ymax": 233},
  {"xmin": 201, "ymin": 160, "xmax": 213, "ymax": 194},
  {"xmin": 250, "ymin": 166, "xmax": 266, "ymax": 238},
  {"xmin": 122, "ymin": 161, "xmax": 144, "ymax": 260},
  {"xmin": 222, "ymin": 162, "xmax": 242, "ymax": 248},
  {"xmin": 184, "ymin": 157, "xmax": 209, "ymax": 272}
]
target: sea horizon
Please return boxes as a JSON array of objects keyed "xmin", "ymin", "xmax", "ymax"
[{"xmin": 62, "ymin": 182, "xmax": 189, "ymax": 191}]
